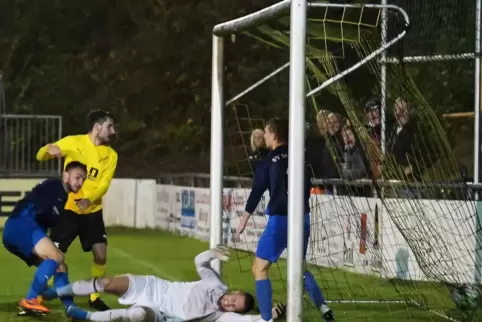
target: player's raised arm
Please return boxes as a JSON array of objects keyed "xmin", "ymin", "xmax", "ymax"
[
  {"xmin": 194, "ymin": 246, "xmax": 230, "ymax": 282},
  {"xmin": 36, "ymin": 136, "xmax": 77, "ymax": 161},
  {"xmin": 82, "ymin": 152, "xmax": 118, "ymax": 203}
]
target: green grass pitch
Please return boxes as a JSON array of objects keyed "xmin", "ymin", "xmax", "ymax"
[{"xmin": 0, "ymin": 228, "xmax": 477, "ymax": 322}]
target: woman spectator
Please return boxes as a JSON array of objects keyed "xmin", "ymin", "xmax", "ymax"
[
  {"xmin": 305, "ymin": 111, "xmax": 329, "ymax": 180},
  {"xmin": 248, "ymin": 128, "xmax": 269, "ymax": 172},
  {"xmin": 320, "ymin": 112, "xmax": 345, "ymax": 194}
]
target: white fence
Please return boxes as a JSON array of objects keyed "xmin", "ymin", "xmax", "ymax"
[{"xmin": 0, "ymin": 178, "xmax": 478, "ymax": 284}]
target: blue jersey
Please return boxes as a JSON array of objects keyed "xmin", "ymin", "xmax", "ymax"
[
  {"xmin": 245, "ymin": 144, "xmax": 311, "ymax": 216},
  {"xmin": 11, "ymin": 178, "xmax": 68, "ymax": 230}
]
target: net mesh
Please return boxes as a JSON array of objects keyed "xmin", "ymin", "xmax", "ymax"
[{"xmin": 219, "ymin": 0, "xmax": 479, "ymax": 321}]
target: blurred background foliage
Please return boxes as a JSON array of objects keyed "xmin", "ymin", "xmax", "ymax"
[{"xmin": 0, "ymin": 0, "xmax": 476, "ymax": 176}]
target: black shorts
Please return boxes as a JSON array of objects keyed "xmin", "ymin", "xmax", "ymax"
[{"xmin": 50, "ymin": 209, "xmax": 107, "ymax": 253}]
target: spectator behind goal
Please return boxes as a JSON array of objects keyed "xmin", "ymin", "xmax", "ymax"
[
  {"xmin": 320, "ymin": 112, "xmax": 345, "ymax": 195},
  {"xmin": 386, "ymin": 98, "xmax": 438, "ymax": 196},
  {"xmin": 364, "ymin": 98, "xmax": 394, "ymax": 148},
  {"xmin": 340, "ymin": 125, "xmax": 373, "ymax": 197},
  {"xmin": 305, "ymin": 112, "xmax": 327, "ymax": 180},
  {"xmin": 248, "ymin": 128, "xmax": 269, "ymax": 172},
  {"xmin": 340, "ymin": 125, "xmax": 367, "ymax": 181},
  {"xmin": 365, "ymin": 99, "xmax": 382, "ymax": 146}
]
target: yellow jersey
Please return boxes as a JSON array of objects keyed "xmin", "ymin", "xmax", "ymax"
[{"xmin": 37, "ymin": 134, "xmax": 118, "ymax": 214}]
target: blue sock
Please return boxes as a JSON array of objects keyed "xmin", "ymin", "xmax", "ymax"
[
  {"xmin": 304, "ymin": 270, "xmax": 326, "ymax": 307},
  {"xmin": 40, "ymin": 287, "xmax": 58, "ymax": 301},
  {"xmin": 256, "ymin": 279, "xmax": 272, "ymax": 321},
  {"xmin": 26, "ymin": 259, "xmax": 58, "ymax": 300},
  {"xmin": 54, "ymin": 271, "xmax": 74, "ymax": 307},
  {"xmin": 66, "ymin": 305, "xmax": 89, "ymax": 320}
]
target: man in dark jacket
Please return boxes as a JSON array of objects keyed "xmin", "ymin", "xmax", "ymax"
[{"xmin": 386, "ymin": 98, "xmax": 437, "ymax": 195}]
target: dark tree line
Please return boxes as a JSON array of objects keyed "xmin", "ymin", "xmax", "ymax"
[{"xmin": 0, "ymin": 0, "xmax": 476, "ymax": 176}]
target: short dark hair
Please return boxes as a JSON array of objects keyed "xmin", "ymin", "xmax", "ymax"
[
  {"xmin": 87, "ymin": 109, "xmax": 115, "ymax": 128},
  {"xmin": 265, "ymin": 117, "xmax": 289, "ymax": 143},
  {"xmin": 64, "ymin": 161, "xmax": 88, "ymax": 174},
  {"xmin": 365, "ymin": 99, "xmax": 381, "ymax": 112},
  {"xmin": 240, "ymin": 292, "xmax": 255, "ymax": 314}
]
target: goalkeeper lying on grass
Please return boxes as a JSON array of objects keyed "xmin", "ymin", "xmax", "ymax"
[{"xmin": 41, "ymin": 246, "xmax": 286, "ymax": 321}]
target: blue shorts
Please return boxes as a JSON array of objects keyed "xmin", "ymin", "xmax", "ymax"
[
  {"xmin": 3, "ymin": 214, "xmax": 47, "ymax": 266},
  {"xmin": 256, "ymin": 214, "xmax": 311, "ymax": 263}
]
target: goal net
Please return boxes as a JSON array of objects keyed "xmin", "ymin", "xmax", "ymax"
[{"xmin": 213, "ymin": 0, "xmax": 479, "ymax": 321}]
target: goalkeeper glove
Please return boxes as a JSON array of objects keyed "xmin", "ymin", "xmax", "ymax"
[
  {"xmin": 272, "ymin": 303, "xmax": 286, "ymax": 320},
  {"xmin": 210, "ymin": 245, "xmax": 231, "ymax": 262}
]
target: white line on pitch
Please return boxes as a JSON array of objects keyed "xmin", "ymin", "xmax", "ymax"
[{"xmin": 110, "ymin": 246, "xmax": 182, "ymax": 281}]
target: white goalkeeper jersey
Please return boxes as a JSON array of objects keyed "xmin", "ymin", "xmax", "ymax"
[
  {"xmin": 189, "ymin": 250, "xmax": 264, "ymax": 322},
  {"xmin": 161, "ymin": 250, "xmax": 228, "ymax": 320},
  {"xmin": 118, "ymin": 250, "xmax": 263, "ymax": 322}
]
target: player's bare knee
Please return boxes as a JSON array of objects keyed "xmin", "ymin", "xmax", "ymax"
[
  {"xmin": 93, "ymin": 251, "xmax": 106, "ymax": 265},
  {"xmin": 57, "ymin": 262, "xmax": 68, "ymax": 273},
  {"xmin": 92, "ymin": 244, "xmax": 107, "ymax": 264},
  {"xmin": 52, "ymin": 249, "xmax": 65, "ymax": 264},
  {"xmin": 252, "ymin": 258, "xmax": 270, "ymax": 279},
  {"xmin": 43, "ymin": 248, "xmax": 64, "ymax": 264},
  {"xmin": 34, "ymin": 237, "xmax": 65, "ymax": 263},
  {"xmin": 251, "ymin": 262, "xmax": 257, "ymax": 276}
]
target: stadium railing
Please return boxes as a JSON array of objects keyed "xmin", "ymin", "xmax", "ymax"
[
  {"xmin": 157, "ymin": 172, "xmax": 477, "ymax": 199},
  {"xmin": 157, "ymin": 172, "xmax": 252, "ymax": 188},
  {"xmin": 0, "ymin": 71, "xmax": 63, "ymax": 178},
  {"xmin": 0, "ymin": 114, "xmax": 62, "ymax": 177}
]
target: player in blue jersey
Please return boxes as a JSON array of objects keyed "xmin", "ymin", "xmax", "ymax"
[
  {"xmin": 3, "ymin": 161, "xmax": 88, "ymax": 316},
  {"xmin": 235, "ymin": 117, "xmax": 335, "ymax": 322}
]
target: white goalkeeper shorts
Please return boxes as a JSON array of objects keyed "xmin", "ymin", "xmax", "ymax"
[{"xmin": 118, "ymin": 274, "xmax": 183, "ymax": 322}]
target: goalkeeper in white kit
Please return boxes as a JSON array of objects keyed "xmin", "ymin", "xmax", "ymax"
[{"xmin": 41, "ymin": 246, "xmax": 286, "ymax": 321}]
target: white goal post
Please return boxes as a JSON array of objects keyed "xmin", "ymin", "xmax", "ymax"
[{"xmin": 210, "ymin": 1, "xmax": 410, "ymax": 321}]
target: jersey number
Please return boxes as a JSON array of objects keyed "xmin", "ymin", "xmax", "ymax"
[{"xmin": 89, "ymin": 167, "xmax": 99, "ymax": 179}]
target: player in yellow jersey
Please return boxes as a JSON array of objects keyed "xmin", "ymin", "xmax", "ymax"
[{"xmin": 36, "ymin": 110, "xmax": 117, "ymax": 311}]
